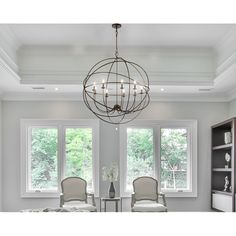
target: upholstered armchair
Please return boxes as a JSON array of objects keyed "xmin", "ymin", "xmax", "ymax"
[
  {"xmin": 131, "ymin": 176, "xmax": 167, "ymax": 212},
  {"xmin": 60, "ymin": 177, "xmax": 97, "ymax": 212}
]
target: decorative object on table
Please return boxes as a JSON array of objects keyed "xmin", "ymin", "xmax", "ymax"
[
  {"xmin": 83, "ymin": 23, "xmax": 150, "ymax": 124},
  {"xmin": 224, "ymin": 176, "xmax": 229, "ymax": 192},
  {"xmin": 102, "ymin": 164, "xmax": 118, "ymax": 198},
  {"xmin": 224, "ymin": 131, "xmax": 231, "ymax": 144},
  {"xmin": 229, "ymin": 186, "xmax": 232, "ymax": 192},
  {"xmin": 225, "ymin": 152, "xmax": 231, "ymax": 168}
]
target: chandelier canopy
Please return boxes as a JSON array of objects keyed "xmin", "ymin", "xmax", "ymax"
[{"xmin": 83, "ymin": 24, "xmax": 150, "ymax": 124}]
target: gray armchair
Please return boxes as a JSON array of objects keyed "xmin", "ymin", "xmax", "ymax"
[
  {"xmin": 131, "ymin": 176, "xmax": 167, "ymax": 212},
  {"xmin": 60, "ymin": 177, "xmax": 97, "ymax": 212}
]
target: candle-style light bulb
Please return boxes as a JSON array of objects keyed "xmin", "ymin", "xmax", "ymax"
[
  {"xmin": 134, "ymin": 80, "xmax": 137, "ymax": 90},
  {"xmin": 122, "ymin": 89, "xmax": 125, "ymax": 97},
  {"xmin": 101, "ymin": 79, "xmax": 105, "ymax": 89},
  {"xmin": 120, "ymin": 79, "xmax": 124, "ymax": 89},
  {"xmin": 105, "ymin": 89, "xmax": 109, "ymax": 97},
  {"xmin": 140, "ymin": 86, "xmax": 144, "ymax": 94},
  {"xmin": 92, "ymin": 82, "xmax": 97, "ymax": 94}
]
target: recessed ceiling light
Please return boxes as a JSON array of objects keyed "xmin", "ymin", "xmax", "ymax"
[
  {"xmin": 55, "ymin": 88, "xmax": 59, "ymax": 91},
  {"xmin": 32, "ymin": 87, "xmax": 45, "ymax": 90},
  {"xmin": 161, "ymin": 88, "xmax": 164, "ymax": 91},
  {"xmin": 198, "ymin": 88, "xmax": 213, "ymax": 92}
]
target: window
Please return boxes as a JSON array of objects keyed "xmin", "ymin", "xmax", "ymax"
[
  {"xmin": 21, "ymin": 120, "xmax": 99, "ymax": 198},
  {"xmin": 120, "ymin": 120, "xmax": 197, "ymax": 197}
]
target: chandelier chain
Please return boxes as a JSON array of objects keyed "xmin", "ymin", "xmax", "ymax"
[{"xmin": 115, "ymin": 27, "xmax": 119, "ymax": 58}]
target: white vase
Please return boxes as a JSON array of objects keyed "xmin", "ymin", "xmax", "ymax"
[{"xmin": 224, "ymin": 132, "xmax": 231, "ymax": 144}]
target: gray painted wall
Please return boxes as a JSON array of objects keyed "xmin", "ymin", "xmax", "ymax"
[
  {"xmin": 2, "ymin": 101, "xmax": 229, "ymax": 211},
  {"xmin": 0, "ymin": 100, "xmax": 2, "ymax": 211},
  {"xmin": 229, "ymin": 98, "xmax": 236, "ymax": 118}
]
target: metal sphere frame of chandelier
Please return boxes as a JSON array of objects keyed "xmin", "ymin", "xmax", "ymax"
[{"xmin": 83, "ymin": 23, "xmax": 150, "ymax": 124}]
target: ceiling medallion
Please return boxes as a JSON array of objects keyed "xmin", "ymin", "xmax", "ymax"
[{"xmin": 83, "ymin": 23, "xmax": 150, "ymax": 124}]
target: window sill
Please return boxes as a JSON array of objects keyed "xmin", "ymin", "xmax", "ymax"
[
  {"xmin": 21, "ymin": 192, "xmax": 60, "ymax": 198},
  {"xmin": 121, "ymin": 191, "xmax": 197, "ymax": 198},
  {"xmin": 164, "ymin": 192, "xmax": 197, "ymax": 198}
]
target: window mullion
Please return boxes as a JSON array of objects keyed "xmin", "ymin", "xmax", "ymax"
[
  {"xmin": 155, "ymin": 125, "xmax": 161, "ymax": 192},
  {"xmin": 58, "ymin": 125, "xmax": 65, "ymax": 192}
]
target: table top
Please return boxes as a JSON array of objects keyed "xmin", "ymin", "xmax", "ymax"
[{"xmin": 101, "ymin": 197, "xmax": 121, "ymax": 201}]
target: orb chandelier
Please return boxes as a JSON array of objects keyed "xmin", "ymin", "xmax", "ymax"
[{"xmin": 83, "ymin": 23, "xmax": 150, "ymax": 124}]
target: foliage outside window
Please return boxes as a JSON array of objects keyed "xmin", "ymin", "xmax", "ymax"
[
  {"xmin": 161, "ymin": 128, "xmax": 188, "ymax": 191},
  {"xmin": 29, "ymin": 127, "xmax": 58, "ymax": 191},
  {"xmin": 126, "ymin": 128, "xmax": 154, "ymax": 191},
  {"xmin": 65, "ymin": 128, "xmax": 93, "ymax": 189}
]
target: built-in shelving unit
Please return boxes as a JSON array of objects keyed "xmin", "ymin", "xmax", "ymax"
[{"xmin": 211, "ymin": 118, "xmax": 236, "ymax": 212}]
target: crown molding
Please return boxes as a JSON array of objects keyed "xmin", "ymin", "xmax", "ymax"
[
  {"xmin": 216, "ymin": 50, "xmax": 236, "ymax": 76},
  {"xmin": 0, "ymin": 55, "xmax": 20, "ymax": 82},
  {"xmin": 214, "ymin": 53, "xmax": 236, "ymax": 87},
  {"xmin": 19, "ymin": 70, "xmax": 214, "ymax": 87},
  {"xmin": 215, "ymin": 25, "xmax": 236, "ymax": 67},
  {"xmin": 1, "ymin": 91, "xmax": 229, "ymax": 102},
  {"xmin": 0, "ymin": 25, "xmax": 21, "ymax": 82},
  {"xmin": 0, "ymin": 25, "xmax": 21, "ymax": 50}
]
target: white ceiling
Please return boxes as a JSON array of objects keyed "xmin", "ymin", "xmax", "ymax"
[
  {"xmin": 9, "ymin": 24, "xmax": 233, "ymax": 47},
  {"xmin": 1, "ymin": 24, "xmax": 236, "ymax": 102}
]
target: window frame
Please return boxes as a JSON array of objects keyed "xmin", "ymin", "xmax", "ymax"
[
  {"xmin": 21, "ymin": 119, "xmax": 99, "ymax": 198},
  {"xmin": 119, "ymin": 120, "xmax": 197, "ymax": 198}
]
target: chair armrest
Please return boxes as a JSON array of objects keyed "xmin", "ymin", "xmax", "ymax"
[
  {"xmin": 158, "ymin": 192, "xmax": 167, "ymax": 207},
  {"xmin": 131, "ymin": 193, "xmax": 136, "ymax": 208},
  {"xmin": 60, "ymin": 193, "xmax": 64, "ymax": 207},
  {"xmin": 87, "ymin": 193, "xmax": 96, "ymax": 207}
]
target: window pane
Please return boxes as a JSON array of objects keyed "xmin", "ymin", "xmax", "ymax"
[
  {"xmin": 161, "ymin": 128, "xmax": 188, "ymax": 190},
  {"xmin": 29, "ymin": 128, "xmax": 58, "ymax": 191},
  {"xmin": 65, "ymin": 128, "xmax": 93, "ymax": 190},
  {"xmin": 127, "ymin": 128, "xmax": 154, "ymax": 190}
]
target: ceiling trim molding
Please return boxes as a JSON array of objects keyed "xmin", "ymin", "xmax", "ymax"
[
  {"xmin": 0, "ymin": 25, "xmax": 21, "ymax": 82},
  {"xmin": 1, "ymin": 91, "xmax": 229, "ymax": 103},
  {"xmin": 214, "ymin": 55, "xmax": 236, "ymax": 86},
  {"xmin": 216, "ymin": 50, "xmax": 236, "ymax": 77},
  {"xmin": 0, "ymin": 48, "xmax": 19, "ymax": 77},
  {"xmin": 215, "ymin": 25, "xmax": 236, "ymax": 69},
  {"xmin": 215, "ymin": 25, "xmax": 236, "ymax": 52},
  {"xmin": 20, "ymin": 70, "xmax": 214, "ymax": 86},
  {"xmin": 0, "ymin": 55, "xmax": 21, "ymax": 82},
  {"xmin": 0, "ymin": 25, "xmax": 21, "ymax": 51}
]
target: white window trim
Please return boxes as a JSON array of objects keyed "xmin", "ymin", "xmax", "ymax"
[
  {"xmin": 120, "ymin": 120, "xmax": 197, "ymax": 198},
  {"xmin": 21, "ymin": 119, "xmax": 99, "ymax": 198}
]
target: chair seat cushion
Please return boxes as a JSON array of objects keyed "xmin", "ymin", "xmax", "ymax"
[
  {"xmin": 63, "ymin": 202, "xmax": 97, "ymax": 212},
  {"xmin": 132, "ymin": 200, "xmax": 167, "ymax": 212}
]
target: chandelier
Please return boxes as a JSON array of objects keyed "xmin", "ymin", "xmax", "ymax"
[{"xmin": 83, "ymin": 24, "xmax": 150, "ymax": 124}]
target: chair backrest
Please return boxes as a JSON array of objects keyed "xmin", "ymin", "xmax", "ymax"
[
  {"xmin": 61, "ymin": 177, "xmax": 87, "ymax": 202},
  {"xmin": 133, "ymin": 176, "xmax": 158, "ymax": 201}
]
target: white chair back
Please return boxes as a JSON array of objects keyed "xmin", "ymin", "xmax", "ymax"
[
  {"xmin": 133, "ymin": 176, "xmax": 158, "ymax": 201},
  {"xmin": 61, "ymin": 177, "xmax": 87, "ymax": 202}
]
